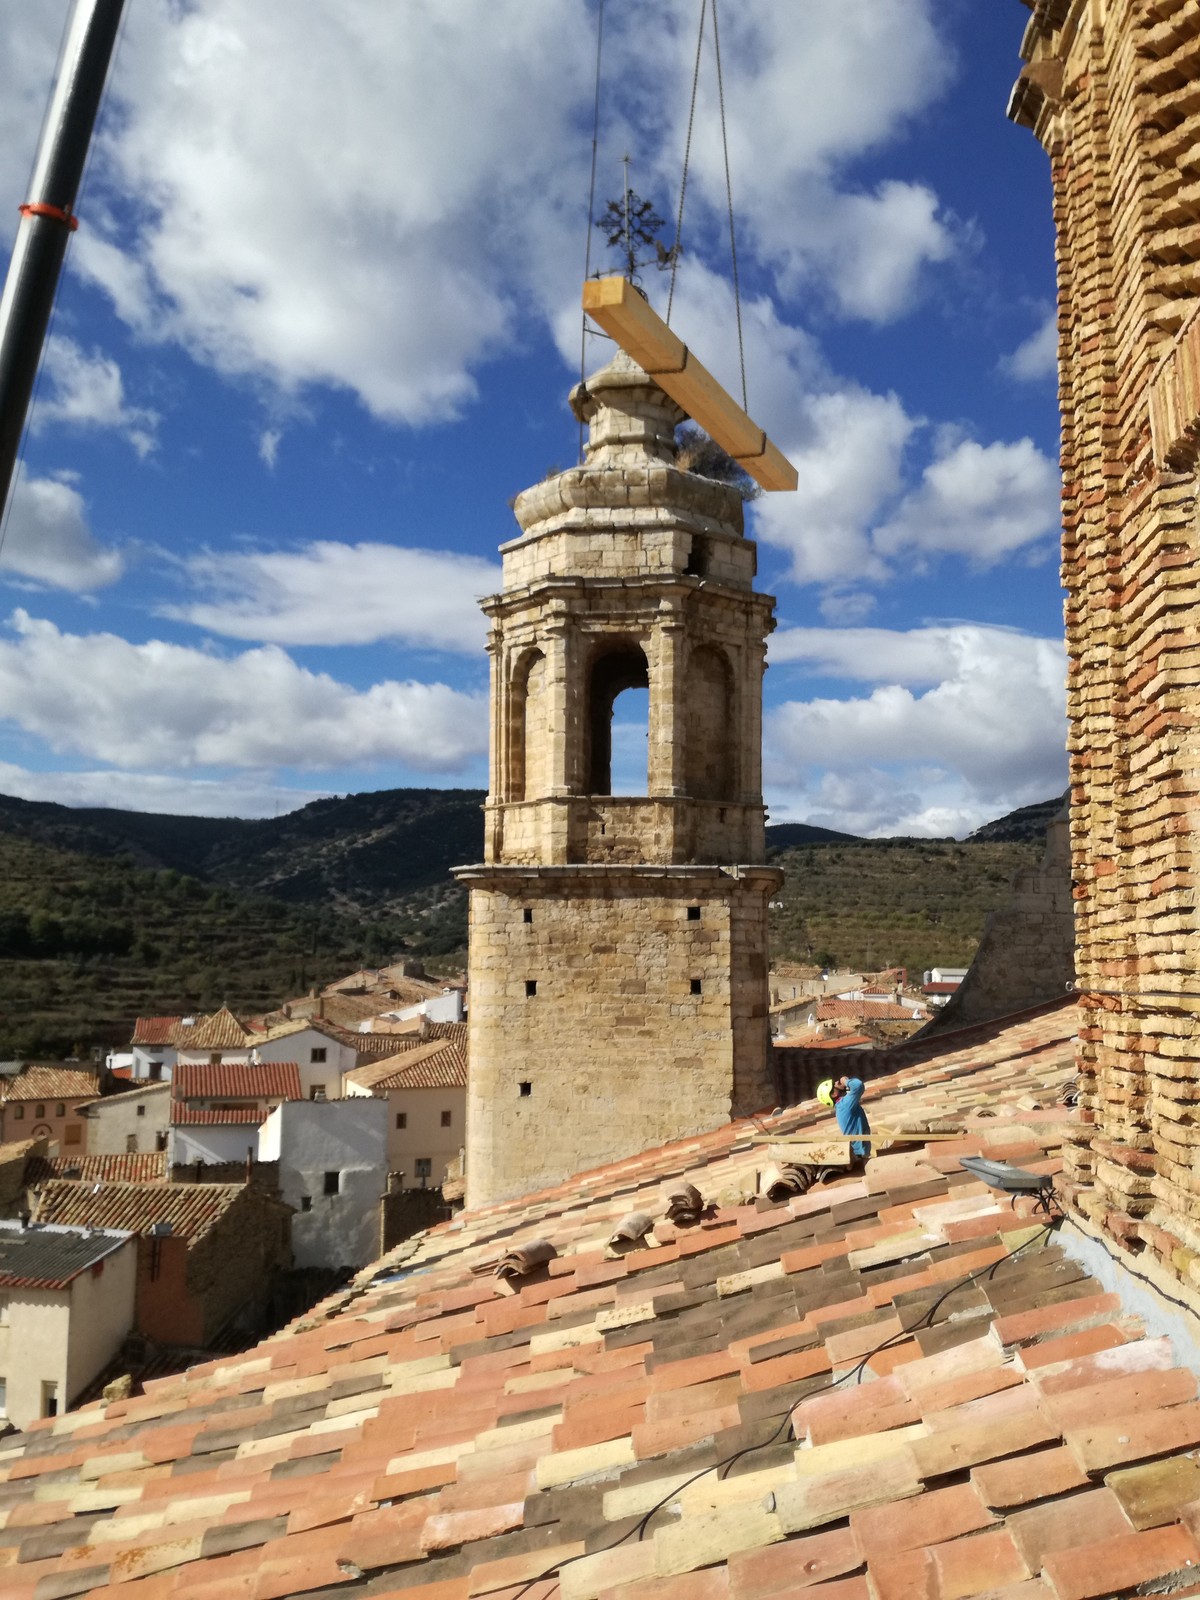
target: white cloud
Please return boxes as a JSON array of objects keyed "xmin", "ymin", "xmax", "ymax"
[
  {"xmin": 258, "ymin": 428, "xmax": 282, "ymax": 469},
  {"xmin": 165, "ymin": 542, "xmax": 499, "ymax": 651},
  {"xmin": 752, "ymin": 387, "xmax": 916, "ymax": 585},
  {"xmin": 32, "ymin": 336, "xmax": 159, "ymax": 456},
  {"xmin": 0, "ymin": 471, "xmax": 123, "ymax": 591},
  {"xmin": 0, "ymin": 760, "xmax": 328, "ymax": 819},
  {"xmin": 0, "ymin": 610, "xmax": 487, "ymax": 771},
  {"xmin": 874, "ymin": 436, "xmax": 1060, "ymax": 566},
  {"xmin": 1002, "ymin": 309, "xmax": 1058, "ymax": 381},
  {"xmin": 765, "ymin": 622, "xmax": 1067, "ymax": 835},
  {"xmin": 0, "ymin": 0, "xmax": 968, "ymax": 429}
]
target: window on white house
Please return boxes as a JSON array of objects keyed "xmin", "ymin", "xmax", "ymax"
[
  {"xmin": 137, "ymin": 1104, "xmax": 146, "ymax": 1117},
  {"xmin": 300, "ymin": 1195, "xmax": 312, "ymax": 1212},
  {"xmin": 310, "ymin": 1048, "xmax": 327, "ymax": 1063},
  {"xmin": 149, "ymin": 1061, "xmax": 163, "ymax": 1080},
  {"xmin": 309, "ymin": 1085, "xmax": 327, "ymax": 1100},
  {"xmin": 323, "ymin": 1170, "xmax": 340, "ymax": 1196},
  {"xmin": 63, "ymin": 1122, "xmax": 81, "ymax": 1147},
  {"xmin": 56, "ymin": 1103, "xmax": 65, "ymax": 1116},
  {"xmin": 42, "ymin": 1382, "xmax": 58, "ymax": 1418},
  {"xmin": 415, "ymin": 1158, "xmax": 432, "ymax": 1186},
  {"xmin": 396, "ymin": 1112, "xmax": 407, "ymax": 1129},
  {"xmin": 440, "ymin": 1110, "xmax": 452, "ymax": 1127},
  {"xmin": 35, "ymin": 1104, "xmax": 44, "ymax": 1118}
]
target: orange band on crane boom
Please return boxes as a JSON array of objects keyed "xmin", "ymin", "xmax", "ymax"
[{"xmin": 19, "ymin": 202, "xmax": 78, "ymax": 231}]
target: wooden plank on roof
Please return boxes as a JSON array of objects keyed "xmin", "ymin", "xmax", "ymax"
[{"xmin": 581, "ymin": 275, "xmax": 798, "ymax": 492}]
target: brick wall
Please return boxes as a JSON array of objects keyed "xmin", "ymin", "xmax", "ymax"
[{"xmin": 1014, "ymin": 0, "xmax": 1200, "ymax": 1285}]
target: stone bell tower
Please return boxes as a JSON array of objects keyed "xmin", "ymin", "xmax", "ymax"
[{"xmin": 458, "ymin": 350, "xmax": 781, "ymax": 1207}]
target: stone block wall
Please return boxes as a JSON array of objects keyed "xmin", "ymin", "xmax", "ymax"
[
  {"xmin": 1014, "ymin": 0, "xmax": 1200, "ymax": 1285},
  {"xmin": 463, "ymin": 864, "xmax": 777, "ymax": 1207},
  {"xmin": 921, "ymin": 805, "xmax": 1077, "ymax": 1035}
]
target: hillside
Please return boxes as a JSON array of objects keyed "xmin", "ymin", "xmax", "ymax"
[
  {"xmin": 0, "ymin": 786, "xmax": 1058, "ymax": 1056},
  {"xmin": 968, "ymin": 792, "xmax": 1066, "ymax": 843},
  {"xmin": 0, "ymin": 831, "xmax": 396, "ymax": 1059},
  {"xmin": 765, "ymin": 834, "xmax": 1042, "ymax": 977}
]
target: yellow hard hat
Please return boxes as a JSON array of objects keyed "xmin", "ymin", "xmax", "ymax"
[{"xmin": 816, "ymin": 1079, "xmax": 835, "ymax": 1108}]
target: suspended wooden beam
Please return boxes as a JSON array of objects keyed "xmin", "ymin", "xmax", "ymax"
[{"xmin": 581, "ymin": 275, "xmax": 798, "ymax": 493}]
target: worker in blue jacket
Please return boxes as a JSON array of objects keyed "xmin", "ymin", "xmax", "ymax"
[{"xmin": 833, "ymin": 1075, "xmax": 870, "ymax": 1161}]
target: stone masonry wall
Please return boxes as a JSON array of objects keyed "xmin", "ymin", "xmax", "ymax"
[
  {"xmin": 922, "ymin": 805, "xmax": 1077, "ymax": 1035},
  {"xmin": 1014, "ymin": 0, "xmax": 1200, "ymax": 1286},
  {"xmin": 464, "ymin": 866, "xmax": 775, "ymax": 1207}
]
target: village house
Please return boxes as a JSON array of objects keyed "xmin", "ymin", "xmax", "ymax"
[
  {"xmin": 77, "ymin": 1080, "xmax": 171, "ymax": 1156},
  {"xmin": 31, "ymin": 1179, "xmax": 291, "ymax": 1349},
  {"xmin": 342, "ymin": 1033, "xmax": 466, "ymax": 1185},
  {"xmin": 167, "ymin": 1060, "xmax": 303, "ymax": 1169},
  {"xmin": 129, "ymin": 1016, "xmax": 182, "ymax": 1082},
  {"xmin": 256, "ymin": 1097, "xmax": 388, "ymax": 1270},
  {"xmin": 0, "ymin": 1065, "xmax": 98, "ymax": 1152},
  {"xmin": 248, "ymin": 1015, "xmax": 398, "ymax": 1097},
  {"xmin": 0, "ymin": 1219, "xmax": 135, "ymax": 1430}
]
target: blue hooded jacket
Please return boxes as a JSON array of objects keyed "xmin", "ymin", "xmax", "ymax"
[{"xmin": 835, "ymin": 1076, "xmax": 870, "ymax": 1159}]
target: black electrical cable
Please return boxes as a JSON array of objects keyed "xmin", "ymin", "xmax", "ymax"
[{"xmin": 505, "ymin": 1204, "xmax": 1061, "ymax": 1598}]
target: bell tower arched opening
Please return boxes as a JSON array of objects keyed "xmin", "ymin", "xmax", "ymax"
[
  {"xmin": 509, "ymin": 647, "xmax": 547, "ymax": 802},
  {"xmin": 687, "ymin": 644, "xmax": 735, "ymax": 801},
  {"xmin": 587, "ymin": 643, "xmax": 649, "ymax": 795}
]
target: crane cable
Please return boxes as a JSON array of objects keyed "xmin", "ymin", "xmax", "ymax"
[
  {"xmin": 580, "ymin": 0, "xmax": 749, "ymax": 460},
  {"xmin": 667, "ymin": 0, "xmax": 747, "ymax": 412}
]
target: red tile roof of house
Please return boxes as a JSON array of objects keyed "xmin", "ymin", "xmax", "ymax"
[
  {"xmin": 169, "ymin": 1103, "xmax": 270, "ymax": 1126},
  {"xmin": 174, "ymin": 1005, "xmax": 252, "ymax": 1051},
  {"xmin": 25, "ymin": 1152, "xmax": 168, "ymax": 1185},
  {"xmin": 14, "ymin": 1000, "xmax": 1200, "ymax": 1600},
  {"xmin": 173, "ymin": 1060, "xmax": 303, "ymax": 1102},
  {"xmin": 816, "ymin": 996, "xmax": 926, "ymax": 1023},
  {"xmin": 924, "ymin": 980, "xmax": 963, "ymax": 995},
  {"xmin": 131, "ymin": 1015, "xmax": 182, "ymax": 1046},
  {"xmin": 346, "ymin": 1038, "xmax": 467, "ymax": 1092},
  {"xmin": 0, "ymin": 1065, "xmax": 100, "ymax": 1102},
  {"xmin": 32, "ymin": 1179, "xmax": 251, "ymax": 1243}
]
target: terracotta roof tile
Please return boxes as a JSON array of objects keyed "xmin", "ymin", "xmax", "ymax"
[
  {"xmin": 32, "ymin": 1179, "xmax": 247, "ymax": 1242},
  {"xmin": 1, "ymin": 1065, "xmax": 100, "ymax": 1102},
  {"xmin": 347, "ymin": 1040, "xmax": 467, "ymax": 1092},
  {"xmin": 6, "ymin": 999, "xmax": 1199, "ymax": 1600},
  {"xmin": 169, "ymin": 1103, "xmax": 269, "ymax": 1126},
  {"xmin": 131, "ymin": 1016, "xmax": 184, "ymax": 1046},
  {"xmin": 173, "ymin": 1061, "xmax": 303, "ymax": 1101},
  {"xmin": 25, "ymin": 1152, "xmax": 168, "ymax": 1185},
  {"xmin": 174, "ymin": 1006, "xmax": 252, "ymax": 1051}
]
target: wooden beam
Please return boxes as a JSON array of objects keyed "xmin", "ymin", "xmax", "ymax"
[{"xmin": 581, "ymin": 276, "xmax": 798, "ymax": 493}]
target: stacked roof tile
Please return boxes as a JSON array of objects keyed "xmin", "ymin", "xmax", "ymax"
[
  {"xmin": 8, "ymin": 1002, "xmax": 1200, "ymax": 1598},
  {"xmin": 32, "ymin": 1179, "xmax": 246, "ymax": 1242},
  {"xmin": 173, "ymin": 1060, "xmax": 303, "ymax": 1101}
]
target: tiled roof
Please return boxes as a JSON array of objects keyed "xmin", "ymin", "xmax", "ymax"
[
  {"xmin": 174, "ymin": 1005, "xmax": 252, "ymax": 1050},
  {"xmin": 347, "ymin": 1038, "xmax": 468, "ymax": 1092},
  {"xmin": 0, "ymin": 1064, "xmax": 100, "ymax": 1103},
  {"xmin": 0, "ymin": 1220, "xmax": 130, "ymax": 1289},
  {"xmin": 11, "ymin": 1004, "xmax": 1195, "ymax": 1600},
  {"xmin": 131, "ymin": 1016, "xmax": 183, "ymax": 1046},
  {"xmin": 169, "ymin": 1102, "xmax": 270, "ymax": 1126},
  {"xmin": 816, "ymin": 996, "xmax": 926, "ymax": 1022},
  {"xmin": 25, "ymin": 1152, "xmax": 168, "ymax": 1185},
  {"xmin": 173, "ymin": 1060, "xmax": 303, "ymax": 1101},
  {"xmin": 32, "ymin": 1179, "xmax": 245, "ymax": 1243},
  {"xmin": 924, "ymin": 981, "xmax": 963, "ymax": 995}
]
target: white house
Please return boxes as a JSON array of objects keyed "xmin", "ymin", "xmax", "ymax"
[
  {"xmin": 0, "ymin": 1221, "xmax": 136, "ymax": 1428},
  {"xmin": 168, "ymin": 1107, "xmax": 264, "ymax": 1169},
  {"xmin": 257, "ymin": 1099, "xmax": 388, "ymax": 1270},
  {"xmin": 250, "ymin": 1018, "xmax": 364, "ymax": 1099},
  {"xmin": 130, "ymin": 1007, "xmax": 255, "ymax": 1081},
  {"xmin": 167, "ymin": 1060, "xmax": 304, "ymax": 1170},
  {"xmin": 343, "ymin": 1038, "xmax": 466, "ymax": 1186}
]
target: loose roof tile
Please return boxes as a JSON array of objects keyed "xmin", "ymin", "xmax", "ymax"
[{"xmin": 5, "ymin": 1000, "xmax": 1199, "ymax": 1599}]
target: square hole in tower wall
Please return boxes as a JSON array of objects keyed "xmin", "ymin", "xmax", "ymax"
[
  {"xmin": 525, "ymin": 979, "xmax": 537, "ymax": 996},
  {"xmin": 691, "ymin": 978, "xmax": 702, "ymax": 995},
  {"xmin": 519, "ymin": 1081, "xmax": 532, "ymax": 1097},
  {"xmin": 687, "ymin": 905, "xmax": 701, "ymax": 921},
  {"xmin": 523, "ymin": 907, "xmax": 533, "ymax": 923}
]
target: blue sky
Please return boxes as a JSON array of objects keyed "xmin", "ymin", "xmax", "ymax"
[{"xmin": 0, "ymin": 0, "xmax": 1066, "ymax": 835}]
